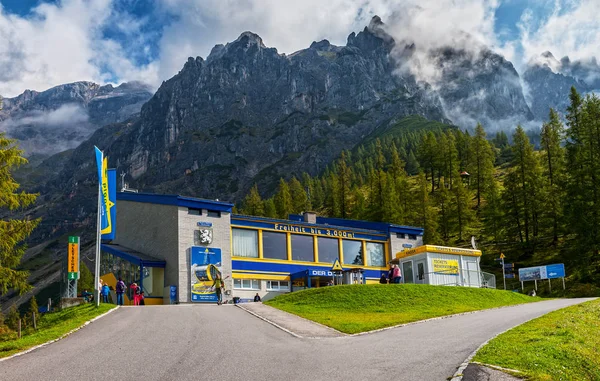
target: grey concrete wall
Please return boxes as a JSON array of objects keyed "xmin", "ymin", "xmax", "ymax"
[
  {"xmin": 113, "ymin": 200, "xmax": 179, "ymax": 289},
  {"xmin": 178, "ymin": 207, "xmax": 232, "ymax": 304}
]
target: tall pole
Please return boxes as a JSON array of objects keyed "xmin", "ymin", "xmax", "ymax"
[
  {"xmin": 94, "ymin": 170, "xmax": 102, "ymax": 307},
  {"xmin": 502, "ymin": 256, "xmax": 506, "ymax": 290}
]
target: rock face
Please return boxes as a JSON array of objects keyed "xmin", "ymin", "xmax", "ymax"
[
  {"xmin": 26, "ymin": 17, "xmax": 538, "ymax": 243},
  {"xmin": 523, "ymin": 51, "xmax": 600, "ymax": 120},
  {"xmin": 0, "ymin": 81, "xmax": 152, "ymax": 156},
  {"xmin": 431, "ymin": 47, "xmax": 534, "ymax": 127}
]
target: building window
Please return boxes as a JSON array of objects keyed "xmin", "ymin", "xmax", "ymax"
[
  {"xmin": 342, "ymin": 240, "xmax": 363, "ymax": 265},
  {"xmin": 233, "ymin": 279, "xmax": 260, "ymax": 290},
  {"xmin": 263, "ymin": 231, "xmax": 288, "ymax": 260},
  {"xmin": 266, "ymin": 280, "xmax": 289, "ymax": 291},
  {"xmin": 207, "ymin": 210, "xmax": 221, "ymax": 218},
  {"xmin": 291, "ymin": 234, "xmax": 314, "ymax": 262},
  {"xmin": 366, "ymin": 242, "xmax": 385, "ymax": 267},
  {"xmin": 396, "ymin": 233, "xmax": 406, "ymax": 239},
  {"xmin": 317, "ymin": 237, "xmax": 339, "ymax": 263},
  {"xmin": 408, "ymin": 234, "xmax": 417, "ymax": 240},
  {"xmin": 188, "ymin": 208, "xmax": 202, "ymax": 215},
  {"xmin": 232, "ymin": 228, "xmax": 258, "ymax": 258},
  {"xmin": 402, "ymin": 261, "xmax": 414, "ymax": 283}
]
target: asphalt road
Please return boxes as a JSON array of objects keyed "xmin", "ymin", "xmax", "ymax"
[{"xmin": 0, "ymin": 298, "xmax": 593, "ymax": 381}]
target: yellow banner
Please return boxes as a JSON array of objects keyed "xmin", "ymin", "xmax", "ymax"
[
  {"xmin": 432, "ymin": 259, "xmax": 459, "ymax": 275},
  {"xmin": 68, "ymin": 243, "xmax": 79, "ymax": 273},
  {"xmin": 100, "ymin": 157, "xmax": 114, "ymax": 235}
]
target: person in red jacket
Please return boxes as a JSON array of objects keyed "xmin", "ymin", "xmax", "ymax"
[
  {"xmin": 130, "ymin": 282, "xmax": 140, "ymax": 305},
  {"xmin": 392, "ymin": 265, "xmax": 402, "ymax": 284}
]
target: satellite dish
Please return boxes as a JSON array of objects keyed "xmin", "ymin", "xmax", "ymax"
[{"xmin": 471, "ymin": 236, "xmax": 477, "ymax": 250}]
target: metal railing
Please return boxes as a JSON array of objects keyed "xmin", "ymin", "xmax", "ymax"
[{"xmin": 408, "ymin": 269, "xmax": 496, "ymax": 289}]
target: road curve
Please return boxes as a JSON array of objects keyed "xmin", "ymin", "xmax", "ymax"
[{"xmin": 0, "ymin": 298, "xmax": 593, "ymax": 381}]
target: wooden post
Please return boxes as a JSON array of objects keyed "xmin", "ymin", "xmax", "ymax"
[
  {"xmin": 18, "ymin": 319, "xmax": 21, "ymax": 339},
  {"xmin": 33, "ymin": 312, "xmax": 37, "ymax": 330}
]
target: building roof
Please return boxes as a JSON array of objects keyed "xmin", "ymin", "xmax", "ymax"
[
  {"xmin": 116, "ymin": 192, "xmax": 234, "ymax": 212},
  {"xmin": 395, "ymin": 245, "xmax": 482, "ymax": 259}
]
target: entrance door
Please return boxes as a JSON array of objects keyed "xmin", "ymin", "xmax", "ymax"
[
  {"xmin": 464, "ymin": 260, "xmax": 479, "ymax": 287},
  {"xmin": 415, "ymin": 259, "xmax": 427, "ymax": 284}
]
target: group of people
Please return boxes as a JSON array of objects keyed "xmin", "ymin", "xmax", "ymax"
[
  {"xmin": 96, "ymin": 278, "xmax": 145, "ymax": 306},
  {"xmin": 380, "ymin": 264, "xmax": 402, "ymax": 284}
]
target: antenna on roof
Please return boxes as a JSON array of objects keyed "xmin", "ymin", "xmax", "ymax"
[{"xmin": 471, "ymin": 236, "xmax": 477, "ymax": 250}]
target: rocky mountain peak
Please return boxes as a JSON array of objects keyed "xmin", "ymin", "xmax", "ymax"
[{"xmin": 347, "ymin": 15, "xmax": 394, "ymax": 54}]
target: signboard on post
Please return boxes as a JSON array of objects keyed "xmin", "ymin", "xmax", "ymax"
[
  {"xmin": 518, "ymin": 263, "xmax": 566, "ymax": 291},
  {"xmin": 67, "ymin": 236, "xmax": 79, "ymax": 280}
]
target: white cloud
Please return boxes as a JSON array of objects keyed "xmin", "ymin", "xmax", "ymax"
[
  {"xmin": 520, "ymin": 0, "xmax": 600, "ymax": 63},
  {"xmin": 0, "ymin": 0, "xmax": 158, "ymax": 97}
]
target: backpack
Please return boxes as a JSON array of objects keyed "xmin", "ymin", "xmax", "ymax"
[{"xmin": 135, "ymin": 287, "xmax": 142, "ymax": 295}]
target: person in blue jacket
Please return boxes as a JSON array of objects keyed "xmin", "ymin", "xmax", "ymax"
[{"xmin": 101, "ymin": 282, "xmax": 111, "ymax": 303}]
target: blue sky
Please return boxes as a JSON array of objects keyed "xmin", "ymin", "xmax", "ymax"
[{"xmin": 0, "ymin": 0, "xmax": 597, "ymax": 97}]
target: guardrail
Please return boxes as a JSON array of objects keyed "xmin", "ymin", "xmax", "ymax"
[{"xmin": 409, "ymin": 269, "xmax": 496, "ymax": 289}]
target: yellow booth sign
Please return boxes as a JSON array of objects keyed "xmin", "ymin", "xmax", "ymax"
[{"xmin": 432, "ymin": 259, "xmax": 459, "ymax": 275}]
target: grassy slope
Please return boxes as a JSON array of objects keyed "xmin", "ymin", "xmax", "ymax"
[
  {"xmin": 0, "ymin": 303, "xmax": 116, "ymax": 358},
  {"xmin": 265, "ymin": 284, "xmax": 538, "ymax": 334},
  {"xmin": 474, "ymin": 298, "xmax": 600, "ymax": 380}
]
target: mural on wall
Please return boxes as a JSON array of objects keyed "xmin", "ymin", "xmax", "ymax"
[{"xmin": 190, "ymin": 247, "xmax": 222, "ymax": 303}]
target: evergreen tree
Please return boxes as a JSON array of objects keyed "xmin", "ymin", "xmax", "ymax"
[
  {"xmin": 242, "ymin": 184, "xmax": 264, "ymax": 216},
  {"xmin": 540, "ymin": 108, "xmax": 565, "ymax": 244},
  {"xmin": 452, "ymin": 177, "xmax": 476, "ymax": 242},
  {"xmin": 6, "ymin": 304, "xmax": 19, "ymax": 331},
  {"xmin": 301, "ymin": 173, "xmax": 314, "ymax": 211},
  {"xmin": 415, "ymin": 173, "xmax": 441, "ymax": 244},
  {"xmin": 274, "ymin": 178, "xmax": 293, "ymax": 219},
  {"xmin": 481, "ymin": 177, "xmax": 503, "ymax": 245},
  {"xmin": 336, "ymin": 151, "xmax": 352, "ymax": 218},
  {"xmin": 289, "ymin": 177, "xmax": 308, "ymax": 214},
  {"xmin": 468, "ymin": 123, "xmax": 495, "ymax": 208},
  {"xmin": 263, "ymin": 199, "xmax": 277, "ymax": 218},
  {"xmin": 0, "ymin": 132, "xmax": 40, "ymax": 294},
  {"xmin": 405, "ymin": 150, "xmax": 419, "ymax": 175},
  {"xmin": 418, "ymin": 132, "xmax": 439, "ymax": 192},
  {"xmin": 435, "ymin": 180, "xmax": 452, "ymax": 244},
  {"xmin": 79, "ymin": 264, "xmax": 94, "ymax": 293},
  {"xmin": 28, "ymin": 295, "xmax": 38, "ymax": 322}
]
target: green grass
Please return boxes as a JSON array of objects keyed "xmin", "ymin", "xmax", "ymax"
[
  {"xmin": 0, "ymin": 303, "xmax": 116, "ymax": 358},
  {"xmin": 264, "ymin": 284, "xmax": 539, "ymax": 334},
  {"xmin": 473, "ymin": 298, "xmax": 600, "ymax": 380}
]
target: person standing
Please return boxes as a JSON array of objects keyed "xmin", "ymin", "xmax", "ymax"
[
  {"xmin": 392, "ymin": 264, "xmax": 402, "ymax": 284},
  {"xmin": 212, "ymin": 274, "xmax": 225, "ymax": 305},
  {"xmin": 130, "ymin": 282, "xmax": 140, "ymax": 306},
  {"xmin": 101, "ymin": 283, "xmax": 111, "ymax": 303},
  {"xmin": 116, "ymin": 277, "xmax": 126, "ymax": 306}
]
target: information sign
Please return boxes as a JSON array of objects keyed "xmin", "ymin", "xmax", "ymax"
[
  {"xmin": 518, "ymin": 263, "xmax": 566, "ymax": 281},
  {"xmin": 67, "ymin": 236, "xmax": 79, "ymax": 280}
]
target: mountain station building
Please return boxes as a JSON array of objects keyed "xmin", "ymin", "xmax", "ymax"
[{"xmin": 99, "ymin": 192, "xmax": 485, "ymax": 305}]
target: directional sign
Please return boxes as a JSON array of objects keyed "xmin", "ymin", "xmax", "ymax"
[
  {"xmin": 67, "ymin": 236, "xmax": 79, "ymax": 280},
  {"xmin": 500, "ymin": 253, "xmax": 505, "ymax": 259},
  {"xmin": 519, "ymin": 263, "xmax": 566, "ymax": 281},
  {"xmin": 504, "ymin": 263, "xmax": 514, "ymax": 269},
  {"xmin": 504, "ymin": 273, "xmax": 515, "ymax": 279},
  {"xmin": 545, "ymin": 263, "xmax": 565, "ymax": 279}
]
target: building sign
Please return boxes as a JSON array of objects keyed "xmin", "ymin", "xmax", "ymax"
[
  {"xmin": 195, "ymin": 228, "xmax": 213, "ymax": 245},
  {"xmin": 197, "ymin": 221, "xmax": 213, "ymax": 227},
  {"xmin": 190, "ymin": 247, "xmax": 222, "ymax": 303},
  {"xmin": 67, "ymin": 236, "xmax": 79, "ymax": 280},
  {"xmin": 432, "ymin": 259, "xmax": 459, "ymax": 275},
  {"xmin": 273, "ymin": 223, "xmax": 357, "ymax": 238},
  {"xmin": 519, "ymin": 263, "xmax": 565, "ymax": 281},
  {"xmin": 310, "ymin": 270, "xmax": 334, "ymax": 277},
  {"xmin": 397, "ymin": 245, "xmax": 482, "ymax": 259}
]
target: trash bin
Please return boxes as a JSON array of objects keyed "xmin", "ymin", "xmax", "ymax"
[
  {"xmin": 169, "ymin": 285, "xmax": 177, "ymax": 304},
  {"xmin": 233, "ymin": 297, "xmax": 240, "ymax": 304}
]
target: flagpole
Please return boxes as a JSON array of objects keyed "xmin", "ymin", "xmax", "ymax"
[{"xmin": 94, "ymin": 163, "xmax": 102, "ymax": 308}]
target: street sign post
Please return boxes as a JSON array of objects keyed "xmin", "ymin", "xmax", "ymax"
[{"xmin": 500, "ymin": 253, "xmax": 506, "ymax": 290}]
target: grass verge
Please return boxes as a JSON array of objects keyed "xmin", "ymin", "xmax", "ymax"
[
  {"xmin": 264, "ymin": 284, "xmax": 539, "ymax": 334},
  {"xmin": 473, "ymin": 298, "xmax": 600, "ymax": 380},
  {"xmin": 0, "ymin": 303, "xmax": 116, "ymax": 358}
]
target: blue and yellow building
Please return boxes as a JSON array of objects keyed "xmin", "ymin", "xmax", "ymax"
[{"xmin": 99, "ymin": 192, "xmax": 424, "ymax": 304}]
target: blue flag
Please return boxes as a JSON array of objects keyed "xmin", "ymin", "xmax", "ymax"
[{"xmin": 94, "ymin": 146, "xmax": 111, "ymax": 233}]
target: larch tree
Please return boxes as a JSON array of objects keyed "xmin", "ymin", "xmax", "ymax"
[
  {"xmin": 289, "ymin": 177, "xmax": 308, "ymax": 214},
  {"xmin": 273, "ymin": 178, "xmax": 293, "ymax": 219},
  {"xmin": 469, "ymin": 123, "xmax": 495, "ymax": 209},
  {"xmin": 0, "ymin": 108, "xmax": 40, "ymax": 294},
  {"xmin": 242, "ymin": 184, "xmax": 265, "ymax": 216}
]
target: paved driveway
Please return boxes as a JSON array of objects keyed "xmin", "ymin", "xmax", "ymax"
[{"xmin": 0, "ymin": 298, "xmax": 593, "ymax": 381}]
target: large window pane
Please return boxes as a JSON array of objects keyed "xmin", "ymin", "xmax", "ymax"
[
  {"xmin": 366, "ymin": 242, "xmax": 385, "ymax": 267},
  {"xmin": 291, "ymin": 234, "xmax": 314, "ymax": 262},
  {"xmin": 317, "ymin": 237, "xmax": 339, "ymax": 263},
  {"xmin": 343, "ymin": 240, "xmax": 363, "ymax": 265},
  {"xmin": 263, "ymin": 231, "xmax": 288, "ymax": 260},
  {"xmin": 232, "ymin": 228, "xmax": 258, "ymax": 258}
]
